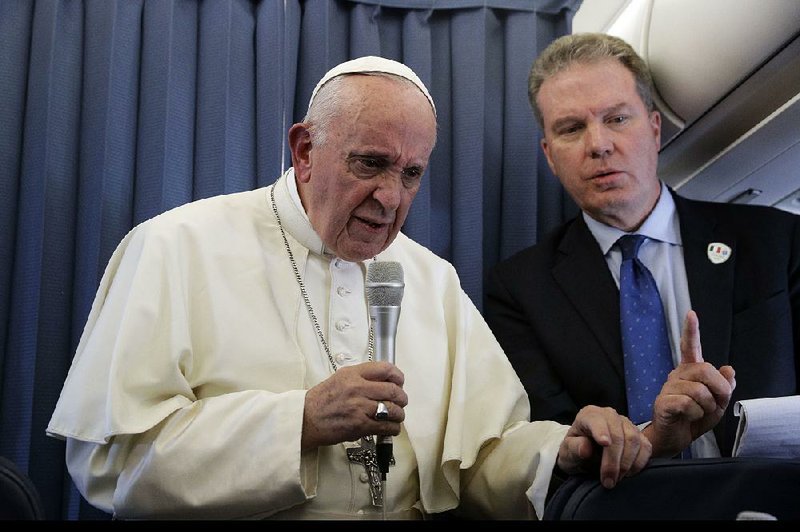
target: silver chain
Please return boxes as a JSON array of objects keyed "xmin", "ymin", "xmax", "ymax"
[{"xmin": 270, "ymin": 185, "xmax": 374, "ymax": 372}]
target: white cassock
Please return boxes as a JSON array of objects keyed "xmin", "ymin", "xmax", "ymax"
[{"xmin": 47, "ymin": 170, "xmax": 568, "ymax": 519}]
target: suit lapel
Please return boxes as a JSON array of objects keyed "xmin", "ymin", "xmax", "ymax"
[
  {"xmin": 552, "ymin": 217, "xmax": 625, "ymax": 378},
  {"xmin": 674, "ymin": 194, "xmax": 734, "ymax": 370}
]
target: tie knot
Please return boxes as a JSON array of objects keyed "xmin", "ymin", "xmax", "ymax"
[{"xmin": 618, "ymin": 234, "xmax": 646, "ymax": 261}]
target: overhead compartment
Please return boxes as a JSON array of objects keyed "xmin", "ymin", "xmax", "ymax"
[{"xmin": 572, "ymin": 0, "xmax": 800, "ymax": 211}]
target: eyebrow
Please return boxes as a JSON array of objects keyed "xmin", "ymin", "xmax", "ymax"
[
  {"xmin": 550, "ymin": 102, "xmax": 631, "ymax": 131},
  {"xmin": 348, "ymin": 150, "xmax": 388, "ymax": 160},
  {"xmin": 347, "ymin": 151, "xmax": 426, "ymax": 170}
]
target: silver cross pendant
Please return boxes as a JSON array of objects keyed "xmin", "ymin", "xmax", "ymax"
[{"xmin": 346, "ymin": 436, "xmax": 389, "ymax": 507}]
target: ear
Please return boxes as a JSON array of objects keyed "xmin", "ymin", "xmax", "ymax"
[
  {"xmin": 541, "ymin": 137, "xmax": 557, "ymax": 175},
  {"xmin": 650, "ymin": 110, "xmax": 662, "ymax": 151},
  {"xmin": 288, "ymin": 123, "xmax": 313, "ymax": 183}
]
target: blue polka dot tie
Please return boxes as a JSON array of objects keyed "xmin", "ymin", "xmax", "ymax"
[{"xmin": 618, "ymin": 234, "xmax": 674, "ymax": 425}]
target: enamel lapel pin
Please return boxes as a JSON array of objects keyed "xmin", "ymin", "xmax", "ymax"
[{"xmin": 707, "ymin": 242, "xmax": 732, "ymax": 264}]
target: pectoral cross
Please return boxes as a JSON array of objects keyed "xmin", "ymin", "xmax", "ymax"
[{"xmin": 346, "ymin": 435, "xmax": 394, "ymax": 507}]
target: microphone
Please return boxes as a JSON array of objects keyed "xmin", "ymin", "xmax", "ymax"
[
  {"xmin": 365, "ymin": 261, "xmax": 404, "ymax": 480},
  {"xmin": 366, "ymin": 261, "xmax": 404, "ymax": 365}
]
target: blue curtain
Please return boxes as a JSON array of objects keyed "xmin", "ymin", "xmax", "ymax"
[{"xmin": 0, "ymin": 0, "xmax": 579, "ymax": 519}]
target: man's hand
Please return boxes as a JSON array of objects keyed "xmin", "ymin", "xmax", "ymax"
[
  {"xmin": 301, "ymin": 362, "xmax": 407, "ymax": 451},
  {"xmin": 644, "ymin": 310, "xmax": 736, "ymax": 456},
  {"xmin": 558, "ymin": 405, "xmax": 652, "ymax": 489}
]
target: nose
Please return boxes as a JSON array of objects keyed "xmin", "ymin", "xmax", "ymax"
[
  {"xmin": 586, "ymin": 123, "xmax": 613, "ymax": 159},
  {"xmin": 372, "ymin": 173, "xmax": 403, "ymax": 211}
]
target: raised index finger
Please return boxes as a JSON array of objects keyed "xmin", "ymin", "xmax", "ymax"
[{"xmin": 679, "ymin": 309, "xmax": 703, "ymax": 364}]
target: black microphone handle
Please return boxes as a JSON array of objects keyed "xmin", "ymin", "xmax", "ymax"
[{"xmin": 376, "ymin": 437, "xmax": 392, "ymax": 480}]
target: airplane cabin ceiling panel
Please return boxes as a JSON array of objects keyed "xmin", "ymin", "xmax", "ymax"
[{"xmin": 646, "ymin": 0, "xmax": 800, "ymax": 126}]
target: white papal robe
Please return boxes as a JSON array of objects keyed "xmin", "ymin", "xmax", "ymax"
[{"xmin": 47, "ymin": 170, "xmax": 568, "ymax": 519}]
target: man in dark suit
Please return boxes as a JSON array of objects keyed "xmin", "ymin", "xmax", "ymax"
[{"xmin": 485, "ymin": 32, "xmax": 797, "ymax": 459}]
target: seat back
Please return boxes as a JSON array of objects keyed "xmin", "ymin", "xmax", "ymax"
[
  {"xmin": 0, "ymin": 456, "xmax": 45, "ymax": 520},
  {"xmin": 545, "ymin": 457, "xmax": 800, "ymax": 520}
]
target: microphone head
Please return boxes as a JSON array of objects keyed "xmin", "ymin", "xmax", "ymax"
[{"xmin": 366, "ymin": 261, "xmax": 404, "ymax": 307}]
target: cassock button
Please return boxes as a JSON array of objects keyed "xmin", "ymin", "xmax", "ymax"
[
  {"xmin": 335, "ymin": 353, "xmax": 352, "ymax": 365},
  {"xmin": 335, "ymin": 320, "xmax": 351, "ymax": 331},
  {"xmin": 359, "ymin": 472, "xmax": 369, "ymax": 483},
  {"xmin": 336, "ymin": 286, "xmax": 351, "ymax": 297}
]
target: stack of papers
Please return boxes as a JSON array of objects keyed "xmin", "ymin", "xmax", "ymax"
[{"xmin": 732, "ymin": 395, "xmax": 800, "ymax": 458}]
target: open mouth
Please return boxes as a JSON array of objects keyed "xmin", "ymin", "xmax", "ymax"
[{"xmin": 355, "ymin": 216, "xmax": 385, "ymax": 229}]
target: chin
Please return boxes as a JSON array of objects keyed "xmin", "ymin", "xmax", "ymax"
[
  {"xmin": 345, "ymin": 236, "xmax": 395, "ymax": 261},
  {"xmin": 338, "ymin": 246, "xmax": 382, "ymax": 262}
]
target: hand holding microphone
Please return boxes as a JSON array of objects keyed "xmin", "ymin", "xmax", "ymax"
[{"xmin": 365, "ymin": 261, "xmax": 404, "ymax": 479}]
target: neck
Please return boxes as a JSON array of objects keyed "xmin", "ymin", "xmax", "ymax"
[{"xmin": 270, "ymin": 184, "xmax": 374, "ymax": 373}]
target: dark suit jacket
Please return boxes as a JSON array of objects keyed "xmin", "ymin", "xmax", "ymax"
[{"xmin": 484, "ymin": 190, "xmax": 800, "ymax": 456}]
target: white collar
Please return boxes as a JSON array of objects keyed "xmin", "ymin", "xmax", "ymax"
[{"xmin": 271, "ymin": 168, "xmax": 331, "ymax": 257}]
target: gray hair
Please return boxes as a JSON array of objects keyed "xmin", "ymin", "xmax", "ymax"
[
  {"xmin": 528, "ymin": 32, "xmax": 655, "ymax": 129},
  {"xmin": 303, "ymin": 73, "xmax": 433, "ymax": 147}
]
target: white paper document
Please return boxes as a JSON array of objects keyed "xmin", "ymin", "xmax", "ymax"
[{"xmin": 732, "ymin": 395, "xmax": 800, "ymax": 458}]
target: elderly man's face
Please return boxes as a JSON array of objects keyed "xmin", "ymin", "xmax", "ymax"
[{"xmin": 292, "ymin": 75, "xmax": 437, "ymax": 261}]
